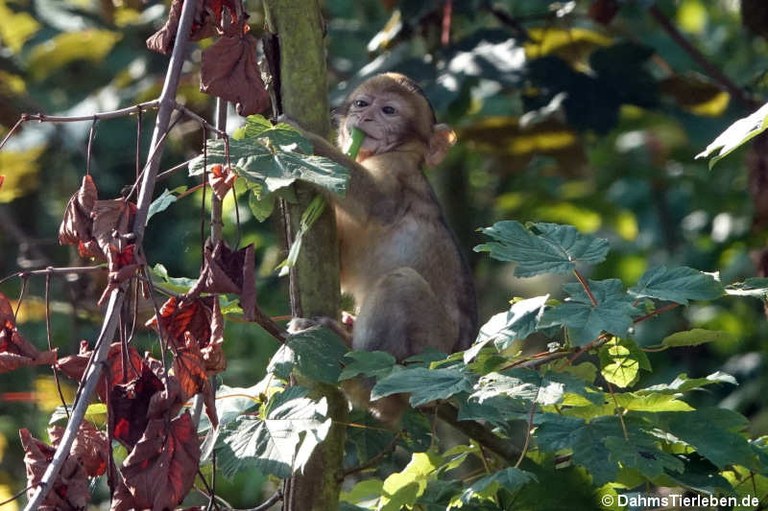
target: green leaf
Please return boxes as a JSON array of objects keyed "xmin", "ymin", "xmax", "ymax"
[
  {"xmin": 451, "ymin": 467, "xmax": 536, "ymax": 507},
  {"xmin": 539, "ymin": 279, "xmax": 637, "ymax": 345},
  {"xmin": 653, "ymin": 328, "xmax": 736, "ymax": 351},
  {"xmin": 474, "ymin": 221, "xmax": 609, "ymax": 277},
  {"xmin": 697, "ymin": 101, "xmax": 768, "ymax": 168},
  {"xmin": 147, "ymin": 187, "xmax": 179, "ymax": 222},
  {"xmin": 188, "ymin": 137, "xmax": 349, "ymax": 196},
  {"xmin": 629, "ymin": 266, "xmax": 724, "ymax": 304},
  {"xmin": 234, "ymin": 116, "xmax": 312, "ymax": 153},
  {"xmin": 473, "ymin": 369, "xmax": 564, "ymax": 406},
  {"xmin": 149, "ymin": 264, "xmax": 197, "ymax": 294},
  {"xmin": 217, "ymin": 387, "xmax": 332, "ymax": 478},
  {"xmin": 535, "ymin": 415, "xmax": 630, "ymax": 485},
  {"xmin": 285, "ymin": 327, "xmax": 349, "ymax": 384},
  {"xmin": 380, "ymin": 451, "xmax": 440, "ymax": 511},
  {"xmin": 372, "ymin": 366, "xmax": 474, "ymax": 407},
  {"xmin": 656, "ymin": 409, "xmax": 759, "ymax": 470},
  {"xmin": 641, "ymin": 371, "xmax": 737, "ymax": 394},
  {"xmin": 465, "ymin": 295, "xmax": 549, "ymax": 363},
  {"xmin": 604, "ymin": 437, "xmax": 684, "ymax": 480},
  {"xmin": 599, "ymin": 338, "xmax": 649, "ymax": 388},
  {"xmin": 340, "ymin": 350, "xmax": 397, "ymax": 381},
  {"xmin": 724, "ymin": 277, "xmax": 768, "ymax": 299}
]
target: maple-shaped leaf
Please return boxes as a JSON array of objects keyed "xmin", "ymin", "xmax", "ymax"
[
  {"xmin": 20, "ymin": 428, "xmax": 90, "ymax": 510},
  {"xmin": 475, "ymin": 221, "xmax": 610, "ymax": 277},
  {"xmin": 110, "ymin": 365, "xmax": 164, "ymax": 448},
  {"xmin": 146, "ymin": 295, "xmax": 220, "ymax": 350},
  {"xmin": 57, "ymin": 341, "xmax": 144, "ymax": 401},
  {"xmin": 121, "ymin": 412, "xmax": 201, "ymax": 510},
  {"xmin": 539, "ymin": 279, "xmax": 638, "ymax": 345},
  {"xmin": 0, "ymin": 293, "xmax": 57, "ymax": 373},
  {"xmin": 200, "ymin": 31, "xmax": 270, "ymax": 116},
  {"xmin": 48, "ymin": 421, "xmax": 108, "ymax": 477},
  {"xmin": 187, "ymin": 240, "xmax": 257, "ymax": 320},
  {"xmin": 58, "ymin": 174, "xmax": 97, "ymax": 248}
]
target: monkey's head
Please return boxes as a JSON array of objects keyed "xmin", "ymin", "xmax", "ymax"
[{"xmin": 337, "ymin": 73, "xmax": 457, "ymax": 167}]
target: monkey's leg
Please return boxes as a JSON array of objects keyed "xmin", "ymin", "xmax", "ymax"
[
  {"xmin": 353, "ymin": 267, "xmax": 456, "ymax": 358},
  {"xmin": 350, "ymin": 267, "xmax": 457, "ymax": 426}
]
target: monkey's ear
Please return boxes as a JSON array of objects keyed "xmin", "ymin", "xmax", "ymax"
[{"xmin": 426, "ymin": 124, "xmax": 457, "ymax": 167}]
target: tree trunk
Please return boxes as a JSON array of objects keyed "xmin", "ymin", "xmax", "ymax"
[{"xmin": 263, "ymin": 1, "xmax": 346, "ymax": 510}]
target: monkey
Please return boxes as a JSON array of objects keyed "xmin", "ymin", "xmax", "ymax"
[{"xmin": 291, "ymin": 73, "xmax": 478, "ymax": 424}]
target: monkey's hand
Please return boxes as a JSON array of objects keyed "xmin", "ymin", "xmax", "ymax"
[{"xmin": 287, "ymin": 316, "xmax": 353, "ymax": 348}]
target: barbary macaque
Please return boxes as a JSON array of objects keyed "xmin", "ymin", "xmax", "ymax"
[{"xmin": 294, "ymin": 73, "xmax": 478, "ymax": 422}]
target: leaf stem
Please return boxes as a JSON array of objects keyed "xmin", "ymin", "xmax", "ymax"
[{"xmin": 573, "ymin": 269, "xmax": 598, "ymax": 306}]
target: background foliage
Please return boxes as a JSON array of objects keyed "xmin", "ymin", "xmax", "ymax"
[{"xmin": 2, "ymin": 0, "xmax": 768, "ymax": 509}]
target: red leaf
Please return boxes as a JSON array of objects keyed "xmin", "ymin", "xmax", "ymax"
[
  {"xmin": 0, "ymin": 293, "xmax": 57, "ymax": 373},
  {"xmin": 146, "ymin": 296, "xmax": 219, "ymax": 349},
  {"xmin": 200, "ymin": 31, "xmax": 270, "ymax": 116},
  {"xmin": 120, "ymin": 412, "xmax": 201, "ymax": 510},
  {"xmin": 58, "ymin": 175, "xmax": 98, "ymax": 247},
  {"xmin": 48, "ymin": 421, "xmax": 108, "ymax": 477},
  {"xmin": 208, "ymin": 164, "xmax": 237, "ymax": 199},
  {"xmin": 174, "ymin": 332, "xmax": 218, "ymax": 427},
  {"xmin": 20, "ymin": 428, "xmax": 90, "ymax": 510},
  {"xmin": 109, "ymin": 365, "xmax": 164, "ymax": 448},
  {"xmin": 57, "ymin": 341, "xmax": 144, "ymax": 401}
]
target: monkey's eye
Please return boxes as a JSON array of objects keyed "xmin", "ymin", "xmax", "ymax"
[
  {"xmin": 382, "ymin": 105, "xmax": 397, "ymax": 115},
  {"xmin": 353, "ymin": 99, "xmax": 368, "ymax": 108}
]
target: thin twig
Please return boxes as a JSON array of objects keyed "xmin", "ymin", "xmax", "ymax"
[
  {"xmin": 648, "ymin": 4, "xmax": 757, "ymax": 110},
  {"xmin": 21, "ymin": 0, "xmax": 198, "ymax": 507},
  {"xmin": 573, "ymin": 269, "xmax": 598, "ymax": 307}
]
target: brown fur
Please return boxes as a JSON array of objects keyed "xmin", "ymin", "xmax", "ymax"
[{"xmin": 298, "ymin": 73, "xmax": 478, "ymax": 424}]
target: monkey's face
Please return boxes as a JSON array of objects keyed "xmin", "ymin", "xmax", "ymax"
[{"xmin": 338, "ymin": 74, "xmax": 434, "ymax": 157}]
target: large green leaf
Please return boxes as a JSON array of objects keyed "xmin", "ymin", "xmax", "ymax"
[
  {"xmin": 216, "ymin": 387, "xmax": 332, "ymax": 479},
  {"xmin": 539, "ymin": 279, "xmax": 637, "ymax": 345},
  {"xmin": 379, "ymin": 451, "xmax": 440, "ymax": 511},
  {"xmin": 653, "ymin": 328, "xmax": 736, "ymax": 351},
  {"xmin": 372, "ymin": 366, "xmax": 474, "ymax": 407},
  {"xmin": 697, "ymin": 101, "xmax": 768, "ymax": 168},
  {"xmin": 474, "ymin": 221, "xmax": 609, "ymax": 277},
  {"xmin": 655, "ymin": 409, "xmax": 759, "ymax": 470},
  {"xmin": 464, "ymin": 295, "xmax": 549, "ymax": 362},
  {"xmin": 284, "ymin": 327, "xmax": 349, "ymax": 384},
  {"xmin": 629, "ymin": 266, "xmax": 724, "ymax": 304},
  {"xmin": 604, "ymin": 437, "xmax": 684, "ymax": 480},
  {"xmin": 640, "ymin": 371, "xmax": 737, "ymax": 395},
  {"xmin": 339, "ymin": 350, "xmax": 397, "ymax": 381}
]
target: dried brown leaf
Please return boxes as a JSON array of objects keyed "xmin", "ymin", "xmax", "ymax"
[
  {"xmin": 0, "ymin": 312, "xmax": 57, "ymax": 373},
  {"xmin": 58, "ymin": 174, "xmax": 98, "ymax": 247},
  {"xmin": 200, "ymin": 32, "xmax": 270, "ymax": 116},
  {"xmin": 20, "ymin": 428, "xmax": 90, "ymax": 511}
]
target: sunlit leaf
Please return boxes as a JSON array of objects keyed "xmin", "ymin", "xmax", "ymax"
[
  {"xmin": 629, "ymin": 266, "xmax": 724, "ymax": 304},
  {"xmin": 217, "ymin": 386, "xmax": 332, "ymax": 478},
  {"xmin": 28, "ymin": 30, "xmax": 122, "ymax": 80},
  {"xmin": 697, "ymin": 101, "xmax": 768, "ymax": 167},
  {"xmin": 655, "ymin": 329, "xmax": 736, "ymax": 350},
  {"xmin": 379, "ymin": 451, "xmax": 440, "ymax": 511}
]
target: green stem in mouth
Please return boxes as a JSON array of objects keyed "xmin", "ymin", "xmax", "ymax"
[{"xmin": 344, "ymin": 126, "xmax": 366, "ymax": 159}]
